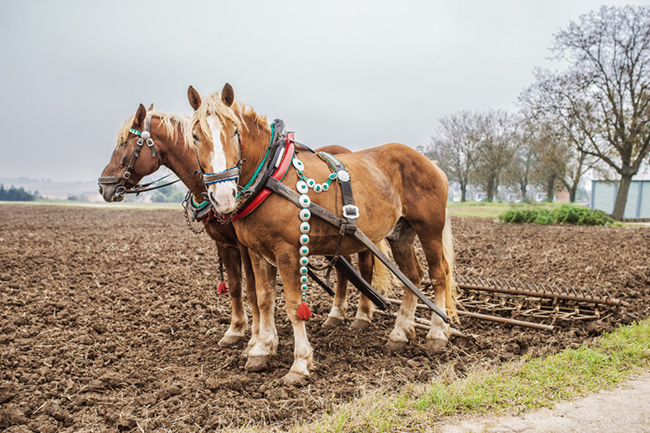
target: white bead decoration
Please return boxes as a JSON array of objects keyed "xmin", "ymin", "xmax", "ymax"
[{"xmin": 296, "ymin": 181, "xmax": 308, "ymax": 194}]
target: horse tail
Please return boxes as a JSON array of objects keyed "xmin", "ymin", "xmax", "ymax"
[
  {"xmin": 442, "ymin": 209, "xmax": 458, "ymax": 322},
  {"xmin": 371, "ymin": 240, "xmax": 393, "ymax": 296}
]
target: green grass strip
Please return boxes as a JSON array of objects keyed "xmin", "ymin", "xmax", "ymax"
[{"xmin": 287, "ymin": 318, "xmax": 650, "ymax": 433}]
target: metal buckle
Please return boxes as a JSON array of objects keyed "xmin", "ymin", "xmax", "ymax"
[
  {"xmin": 342, "ymin": 205, "xmax": 359, "ymax": 219},
  {"xmin": 146, "ymin": 138, "xmax": 155, "ymax": 147}
]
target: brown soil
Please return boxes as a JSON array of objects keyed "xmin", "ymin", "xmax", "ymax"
[{"xmin": 1, "ymin": 204, "xmax": 648, "ymax": 432}]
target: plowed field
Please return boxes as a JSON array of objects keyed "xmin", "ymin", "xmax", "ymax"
[{"xmin": 1, "ymin": 204, "xmax": 648, "ymax": 432}]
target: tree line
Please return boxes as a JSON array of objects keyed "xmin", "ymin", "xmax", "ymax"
[
  {"xmin": 0, "ymin": 185, "xmax": 37, "ymax": 201},
  {"xmin": 424, "ymin": 5, "xmax": 650, "ymax": 219}
]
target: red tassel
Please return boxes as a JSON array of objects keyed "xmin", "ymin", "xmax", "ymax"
[
  {"xmin": 296, "ymin": 301, "xmax": 312, "ymax": 321},
  {"xmin": 217, "ymin": 281, "xmax": 228, "ymax": 294}
]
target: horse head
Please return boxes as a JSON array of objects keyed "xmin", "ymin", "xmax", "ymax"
[
  {"xmin": 98, "ymin": 104, "xmax": 164, "ymax": 202},
  {"xmin": 188, "ymin": 83, "xmax": 243, "ymax": 213}
]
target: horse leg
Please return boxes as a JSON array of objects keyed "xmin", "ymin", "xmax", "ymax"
[
  {"xmin": 277, "ymin": 249, "xmax": 314, "ymax": 386},
  {"xmin": 412, "ymin": 215, "xmax": 454, "ymax": 354},
  {"xmin": 216, "ymin": 244, "xmax": 247, "ymax": 346},
  {"xmin": 244, "ymin": 252, "xmax": 279, "ymax": 372},
  {"xmin": 323, "ymin": 255, "xmax": 351, "ymax": 328},
  {"xmin": 386, "ymin": 221, "xmax": 424, "ymax": 352},
  {"xmin": 240, "ymin": 244, "xmax": 260, "ymax": 356},
  {"xmin": 350, "ymin": 250, "xmax": 375, "ymax": 330}
]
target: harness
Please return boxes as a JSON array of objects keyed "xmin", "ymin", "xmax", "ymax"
[
  {"xmin": 194, "ymin": 119, "xmax": 294, "ymax": 222},
  {"xmin": 199, "ymin": 119, "xmax": 450, "ymax": 324}
]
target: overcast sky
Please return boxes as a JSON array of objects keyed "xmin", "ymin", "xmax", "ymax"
[{"xmin": 1, "ymin": 0, "xmax": 648, "ymax": 182}]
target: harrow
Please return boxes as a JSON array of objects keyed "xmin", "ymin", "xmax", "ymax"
[
  {"xmin": 308, "ymin": 256, "xmax": 623, "ymax": 333},
  {"xmin": 407, "ymin": 275, "xmax": 625, "ymax": 332}
]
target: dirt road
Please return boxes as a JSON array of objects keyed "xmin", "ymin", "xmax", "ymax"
[{"xmin": 439, "ymin": 373, "xmax": 650, "ymax": 433}]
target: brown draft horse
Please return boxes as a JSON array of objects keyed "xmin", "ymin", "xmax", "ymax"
[
  {"xmin": 98, "ymin": 105, "xmax": 381, "ymax": 350},
  {"xmin": 98, "ymin": 105, "xmax": 257, "ymax": 348},
  {"xmin": 189, "ymin": 83, "xmax": 457, "ymax": 385}
]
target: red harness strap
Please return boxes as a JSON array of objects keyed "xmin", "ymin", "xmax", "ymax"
[{"xmin": 232, "ymin": 135, "xmax": 295, "ymax": 221}]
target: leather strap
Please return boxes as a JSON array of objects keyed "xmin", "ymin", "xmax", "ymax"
[{"xmin": 317, "ymin": 152, "xmax": 358, "ymax": 235}]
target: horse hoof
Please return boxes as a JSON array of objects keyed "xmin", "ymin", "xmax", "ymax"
[
  {"xmin": 322, "ymin": 316, "xmax": 344, "ymax": 328},
  {"xmin": 350, "ymin": 319, "xmax": 371, "ymax": 331},
  {"xmin": 218, "ymin": 334, "xmax": 244, "ymax": 347},
  {"xmin": 282, "ymin": 372, "xmax": 308, "ymax": 387},
  {"xmin": 424, "ymin": 338, "xmax": 448, "ymax": 354},
  {"xmin": 386, "ymin": 340, "xmax": 407, "ymax": 352},
  {"xmin": 245, "ymin": 355, "xmax": 270, "ymax": 372},
  {"xmin": 241, "ymin": 346, "xmax": 252, "ymax": 358}
]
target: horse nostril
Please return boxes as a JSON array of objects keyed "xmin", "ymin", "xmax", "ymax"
[
  {"xmin": 98, "ymin": 185, "xmax": 103, "ymax": 195},
  {"xmin": 232, "ymin": 190, "xmax": 236, "ymax": 199}
]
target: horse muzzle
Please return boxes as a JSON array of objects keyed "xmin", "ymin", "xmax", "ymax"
[
  {"xmin": 207, "ymin": 182, "xmax": 237, "ymax": 214},
  {"xmin": 98, "ymin": 183, "xmax": 126, "ymax": 202}
]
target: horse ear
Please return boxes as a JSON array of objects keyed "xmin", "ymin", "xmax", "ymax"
[
  {"xmin": 148, "ymin": 103, "xmax": 154, "ymax": 111},
  {"xmin": 188, "ymin": 86, "xmax": 202, "ymax": 110},
  {"xmin": 134, "ymin": 104, "xmax": 147, "ymax": 128},
  {"xmin": 222, "ymin": 83, "xmax": 234, "ymax": 107}
]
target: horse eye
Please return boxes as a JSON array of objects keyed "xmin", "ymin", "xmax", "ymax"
[
  {"xmin": 192, "ymin": 134, "xmax": 200, "ymax": 142},
  {"xmin": 120, "ymin": 156, "xmax": 127, "ymax": 167}
]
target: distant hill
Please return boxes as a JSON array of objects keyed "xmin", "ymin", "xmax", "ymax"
[{"xmin": 0, "ymin": 177, "xmax": 99, "ymax": 200}]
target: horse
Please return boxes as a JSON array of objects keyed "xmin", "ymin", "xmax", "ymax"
[
  {"xmin": 188, "ymin": 83, "xmax": 457, "ymax": 385},
  {"xmin": 98, "ymin": 104, "xmax": 258, "ymax": 348},
  {"xmin": 98, "ymin": 104, "xmax": 384, "ymax": 351}
]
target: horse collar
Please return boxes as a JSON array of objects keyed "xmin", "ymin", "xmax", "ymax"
[{"xmin": 232, "ymin": 130, "xmax": 295, "ymax": 221}]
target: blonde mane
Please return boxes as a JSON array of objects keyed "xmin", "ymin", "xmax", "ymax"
[
  {"xmin": 186, "ymin": 91, "xmax": 269, "ymax": 148},
  {"xmin": 116, "ymin": 109, "xmax": 190, "ymax": 149}
]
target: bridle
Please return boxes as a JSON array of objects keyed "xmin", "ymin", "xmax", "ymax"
[
  {"xmin": 197, "ymin": 129, "xmax": 244, "ymax": 188},
  {"xmin": 98, "ymin": 115, "xmax": 164, "ymax": 198},
  {"xmin": 99, "ymin": 114, "xmax": 202, "ymax": 198}
]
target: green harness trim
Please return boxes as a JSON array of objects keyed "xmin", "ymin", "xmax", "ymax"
[
  {"xmin": 237, "ymin": 123, "xmax": 276, "ymax": 198},
  {"xmin": 191, "ymin": 195, "xmax": 210, "ymax": 210},
  {"xmin": 129, "ymin": 128, "xmax": 142, "ymax": 136},
  {"xmin": 317, "ymin": 152, "xmax": 351, "ymax": 181}
]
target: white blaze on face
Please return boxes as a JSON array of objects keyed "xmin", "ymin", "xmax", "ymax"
[{"xmin": 206, "ymin": 115, "xmax": 238, "ymax": 212}]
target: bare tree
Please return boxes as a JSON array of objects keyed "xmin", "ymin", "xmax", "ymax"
[
  {"xmin": 528, "ymin": 122, "xmax": 570, "ymax": 202},
  {"xmin": 425, "ymin": 111, "xmax": 479, "ymax": 202},
  {"xmin": 503, "ymin": 140, "xmax": 534, "ymax": 201},
  {"xmin": 518, "ymin": 95, "xmax": 601, "ymax": 202},
  {"xmin": 524, "ymin": 6, "xmax": 650, "ymax": 219},
  {"xmin": 471, "ymin": 110, "xmax": 518, "ymax": 202}
]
